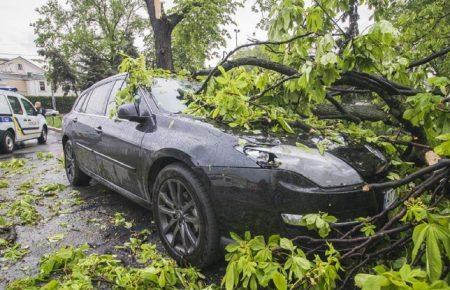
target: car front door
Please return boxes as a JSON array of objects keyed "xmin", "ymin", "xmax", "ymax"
[
  {"xmin": 20, "ymin": 98, "xmax": 41, "ymax": 135},
  {"xmin": 95, "ymin": 81, "xmax": 148, "ymax": 197}
]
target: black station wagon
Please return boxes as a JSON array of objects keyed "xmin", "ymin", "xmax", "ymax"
[{"xmin": 62, "ymin": 73, "xmax": 392, "ymax": 267}]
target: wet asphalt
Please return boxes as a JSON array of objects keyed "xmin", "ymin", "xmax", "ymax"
[{"xmin": 0, "ymin": 130, "xmax": 223, "ymax": 288}]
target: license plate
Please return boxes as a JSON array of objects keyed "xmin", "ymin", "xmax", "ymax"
[{"xmin": 383, "ymin": 189, "xmax": 397, "ymax": 209}]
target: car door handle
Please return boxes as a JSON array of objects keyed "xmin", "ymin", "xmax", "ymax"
[
  {"xmin": 95, "ymin": 126, "xmax": 103, "ymax": 133},
  {"xmin": 72, "ymin": 117, "xmax": 78, "ymax": 123}
]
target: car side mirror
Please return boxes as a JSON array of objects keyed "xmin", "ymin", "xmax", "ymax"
[{"xmin": 117, "ymin": 103, "xmax": 148, "ymax": 123}]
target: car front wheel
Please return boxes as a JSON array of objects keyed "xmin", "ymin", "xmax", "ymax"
[
  {"xmin": 152, "ymin": 163, "xmax": 219, "ymax": 268},
  {"xmin": 0, "ymin": 131, "xmax": 14, "ymax": 154},
  {"xmin": 64, "ymin": 139, "xmax": 91, "ymax": 186}
]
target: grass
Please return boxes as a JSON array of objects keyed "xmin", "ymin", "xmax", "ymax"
[{"xmin": 45, "ymin": 115, "xmax": 62, "ymax": 128}]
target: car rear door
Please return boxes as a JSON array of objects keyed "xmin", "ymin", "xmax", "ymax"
[
  {"xmin": 95, "ymin": 80, "xmax": 148, "ymax": 197},
  {"xmin": 0, "ymin": 94, "xmax": 14, "ymax": 133},
  {"xmin": 19, "ymin": 97, "xmax": 41, "ymax": 135},
  {"xmin": 80, "ymin": 81, "xmax": 115, "ymax": 177},
  {"xmin": 6, "ymin": 95, "xmax": 30, "ymax": 140}
]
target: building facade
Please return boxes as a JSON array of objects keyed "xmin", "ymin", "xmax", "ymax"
[{"xmin": 0, "ymin": 56, "xmax": 75, "ymax": 96}]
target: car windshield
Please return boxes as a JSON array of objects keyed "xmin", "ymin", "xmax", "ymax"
[{"xmin": 150, "ymin": 78, "xmax": 198, "ymax": 113}]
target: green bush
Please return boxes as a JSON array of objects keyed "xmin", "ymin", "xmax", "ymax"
[
  {"xmin": 27, "ymin": 96, "xmax": 77, "ymax": 114},
  {"xmin": 45, "ymin": 115, "xmax": 62, "ymax": 128}
]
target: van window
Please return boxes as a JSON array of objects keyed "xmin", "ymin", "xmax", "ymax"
[
  {"xmin": 0, "ymin": 95, "xmax": 12, "ymax": 115},
  {"xmin": 7, "ymin": 96, "xmax": 23, "ymax": 115},
  {"xmin": 85, "ymin": 82, "xmax": 114, "ymax": 115},
  {"xmin": 21, "ymin": 99, "xmax": 37, "ymax": 116}
]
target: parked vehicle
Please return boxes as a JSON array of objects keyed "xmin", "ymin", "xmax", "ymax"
[
  {"xmin": 62, "ymin": 73, "xmax": 391, "ymax": 267},
  {"xmin": 0, "ymin": 91, "xmax": 48, "ymax": 153}
]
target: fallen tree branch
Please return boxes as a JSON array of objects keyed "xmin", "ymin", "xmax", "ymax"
[
  {"xmin": 312, "ymin": 103, "xmax": 389, "ymax": 122},
  {"xmin": 288, "ymin": 160, "xmax": 450, "ymax": 289}
]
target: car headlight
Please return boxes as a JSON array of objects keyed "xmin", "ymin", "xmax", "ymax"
[{"xmin": 243, "ymin": 147, "xmax": 280, "ymax": 168}]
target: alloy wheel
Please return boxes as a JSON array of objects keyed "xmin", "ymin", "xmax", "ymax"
[
  {"xmin": 157, "ymin": 179, "xmax": 200, "ymax": 255},
  {"xmin": 64, "ymin": 142, "xmax": 75, "ymax": 182}
]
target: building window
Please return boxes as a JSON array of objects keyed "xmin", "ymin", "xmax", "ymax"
[
  {"xmin": 17, "ymin": 64, "xmax": 23, "ymax": 70},
  {"xmin": 39, "ymin": 81, "xmax": 46, "ymax": 91}
]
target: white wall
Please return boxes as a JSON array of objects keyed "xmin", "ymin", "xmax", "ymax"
[
  {"xmin": 0, "ymin": 57, "xmax": 43, "ymax": 75},
  {"xmin": 26, "ymin": 79, "xmax": 76, "ymax": 96}
]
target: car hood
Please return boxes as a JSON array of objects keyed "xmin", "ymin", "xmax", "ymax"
[
  {"xmin": 178, "ymin": 115, "xmax": 389, "ymax": 187},
  {"xmin": 239, "ymin": 133, "xmax": 388, "ymax": 186}
]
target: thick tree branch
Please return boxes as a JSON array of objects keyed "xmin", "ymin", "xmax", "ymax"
[
  {"xmin": 313, "ymin": 103, "xmax": 389, "ymax": 122},
  {"xmin": 408, "ymin": 46, "xmax": 450, "ymax": 69},
  {"xmin": 324, "ymin": 93, "xmax": 361, "ymax": 123},
  {"xmin": 193, "ymin": 33, "xmax": 314, "ymax": 93}
]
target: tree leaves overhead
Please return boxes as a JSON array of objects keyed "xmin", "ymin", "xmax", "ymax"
[
  {"xmin": 170, "ymin": 0, "xmax": 242, "ymax": 71},
  {"xmin": 33, "ymin": 0, "xmax": 146, "ymax": 92}
]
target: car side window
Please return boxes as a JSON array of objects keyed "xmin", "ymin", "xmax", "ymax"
[
  {"xmin": 21, "ymin": 99, "xmax": 37, "ymax": 116},
  {"xmin": 7, "ymin": 96, "xmax": 23, "ymax": 115},
  {"xmin": 106, "ymin": 79, "xmax": 125, "ymax": 116},
  {"xmin": 80, "ymin": 91, "xmax": 92, "ymax": 113},
  {"xmin": 84, "ymin": 82, "xmax": 114, "ymax": 115},
  {"xmin": 74, "ymin": 91, "xmax": 88, "ymax": 112},
  {"xmin": 138, "ymin": 91, "xmax": 151, "ymax": 116}
]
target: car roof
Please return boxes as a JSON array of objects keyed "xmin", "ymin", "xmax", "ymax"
[
  {"xmin": 0, "ymin": 90, "xmax": 28, "ymax": 100},
  {"xmin": 80, "ymin": 73, "xmax": 127, "ymax": 96}
]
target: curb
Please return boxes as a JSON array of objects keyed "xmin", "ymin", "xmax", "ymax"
[{"xmin": 48, "ymin": 126, "xmax": 62, "ymax": 133}]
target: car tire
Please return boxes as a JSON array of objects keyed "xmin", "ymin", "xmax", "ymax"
[
  {"xmin": 0, "ymin": 131, "xmax": 15, "ymax": 154},
  {"xmin": 64, "ymin": 139, "xmax": 91, "ymax": 186},
  {"xmin": 37, "ymin": 127, "xmax": 47, "ymax": 144},
  {"xmin": 152, "ymin": 162, "xmax": 219, "ymax": 268}
]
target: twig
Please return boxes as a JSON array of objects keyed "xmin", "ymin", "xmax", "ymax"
[{"xmin": 194, "ymin": 33, "xmax": 314, "ymax": 94}]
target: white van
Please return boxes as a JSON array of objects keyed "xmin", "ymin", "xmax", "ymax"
[{"xmin": 0, "ymin": 91, "xmax": 48, "ymax": 153}]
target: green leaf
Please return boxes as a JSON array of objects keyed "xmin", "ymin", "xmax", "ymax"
[
  {"xmin": 412, "ymin": 223, "xmax": 427, "ymax": 261},
  {"xmin": 426, "ymin": 228, "xmax": 442, "ymax": 282},
  {"xmin": 225, "ymin": 262, "xmax": 236, "ymax": 290},
  {"xmin": 272, "ymin": 271, "xmax": 287, "ymax": 290},
  {"xmin": 277, "ymin": 117, "xmax": 294, "ymax": 133}
]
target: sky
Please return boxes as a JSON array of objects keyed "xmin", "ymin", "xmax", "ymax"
[
  {"xmin": 0, "ymin": 0, "xmax": 372, "ymax": 64},
  {"xmin": 0, "ymin": 0, "xmax": 267, "ymax": 61}
]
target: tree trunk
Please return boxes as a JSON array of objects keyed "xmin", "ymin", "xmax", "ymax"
[
  {"xmin": 144, "ymin": 0, "xmax": 176, "ymax": 71},
  {"xmin": 153, "ymin": 19, "xmax": 174, "ymax": 71}
]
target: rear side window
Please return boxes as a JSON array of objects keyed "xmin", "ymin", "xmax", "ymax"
[
  {"xmin": 7, "ymin": 96, "xmax": 23, "ymax": 115},
  {"xmin": 0, "ymin": 95, "xmax": 12, "ymax": 115},
  {"xmin": 80, "ymin": 91, "xmax": 92, "ymax": 113},
  {"xmin": 85, "ymin": 82, "xmax": 114, "ymax": 115},
  {"xmin": 74, "ymin": 91, "xmax": 89, "ymax": 112}
]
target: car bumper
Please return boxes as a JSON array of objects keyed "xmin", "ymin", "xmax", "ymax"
[{"xmin": 202, "ymin": 166, "xmax": 384, "ymax": 238}]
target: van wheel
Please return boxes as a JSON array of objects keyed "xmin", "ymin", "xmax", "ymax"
[
  {"xmin": 38, "ymin": 128, "xmax": 47, "ymax": 144},
  {"xmin": 152, "ymin": 163, "xmax": 219, "ymax": 268},
  {"xmin": 0, "ymin": 131, "xmax": 14, "ymax": 154},
  {"xmin": 64, "ymin": 139, "xmax": 91, "ymax": 186}
]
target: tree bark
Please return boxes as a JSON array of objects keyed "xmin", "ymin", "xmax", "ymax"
[
  {"xmin": 313, "ymin": 103, "xmax": 390, "ymax": 122},
  {"xmin": 153, "ymin": 20, "xmax": 174, "ymax": 70},
  {"xmin": 144, "ymin": 0, "xmax": 177, "ymax": 71}
]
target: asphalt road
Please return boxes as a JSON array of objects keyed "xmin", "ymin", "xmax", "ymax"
[
  {"xmin": 0, "ymin": 130, "xmax": 223, "ymax": 287},
  {"xmin": 0, "ymin": 129, "xmax": 63, "ymax": 161}
]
